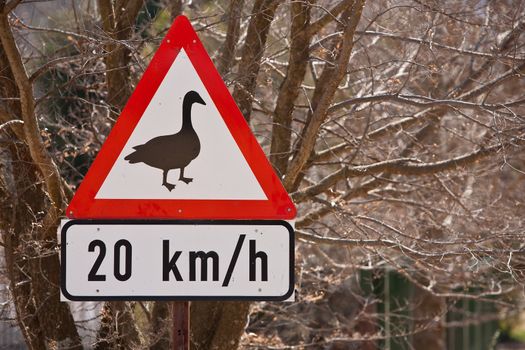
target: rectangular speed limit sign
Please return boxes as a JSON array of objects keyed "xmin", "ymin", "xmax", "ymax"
[{"xmin": 60, "ymin": 220, "xmax": 294, "ymax": 301}]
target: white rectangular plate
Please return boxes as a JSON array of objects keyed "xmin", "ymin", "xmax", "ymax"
[{"xmin": 61, "ymin": 220, "xmax": 294, "ymax": 301}]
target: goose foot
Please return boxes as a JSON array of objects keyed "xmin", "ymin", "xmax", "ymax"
[
  {"xmin": 179, "ymin": 177, "xmax": 193, "ymax": 184},
  {"xmin": 163, "ymin": 182, "xmax": 176, "ymax": 191},
  {"xmin": 162, "ymin": 170, "xmax": 175, "ymax": 191}
]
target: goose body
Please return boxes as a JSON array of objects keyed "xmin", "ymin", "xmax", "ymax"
[
  {"xmin": 124, "ymin": 90, "xmax": 206, "ymax": 191},
  {"xmin": 126, "ymin": 130, "xmax": 200, "ymax": 170}
]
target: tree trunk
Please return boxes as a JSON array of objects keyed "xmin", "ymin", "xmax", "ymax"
[
  {"xmin": 216, "ymin": 0, "xmax": 245, "ymax": 77},
  {"xmin": 232, "ymin": 0, "xmax": 280, "ymax": 121},
  {"xmin": 98, "ymin": 0, "xmax": 144, "ymax": 121},
  {"xmin": 0, "ymin": 7, "xmax": 82, "ymax": 349},
  {"xmin": 270, "ymin": 0, "xmax": 313, "ymax": 176},
  {"xmin": 191, "ymin": 301, "xmax": 250, "ymax": 350}
]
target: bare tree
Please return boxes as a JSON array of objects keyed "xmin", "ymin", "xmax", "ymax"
[{"xmin": 1, "ymin": 0, "xmax": 525, "ymax": 349}]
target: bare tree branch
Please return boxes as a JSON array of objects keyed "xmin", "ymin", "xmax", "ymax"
[
  {"xmin": 294, "ymin": 137, "xmax": 524, "ymax": 202},
  {"xmin": 216, "ymin": 0, "xmax": 245, "ymax": 76},
  {"xmin": 232, "ymin": 0, "xmax": 280, "ymax": 121},
  {"xmin": 284, "ymin": 0, "xmax": 366, "ymax": 190},
  {"xmin": 0, "ymin": 13, "xmax": 64, "ymax": 214},
  {"xmin": 308, "ymin": 0, "xmax": 355, "ymax": 36},
  {"xmin": 270, "ymin": 0, "xmax": 313, "ymax": 176}
]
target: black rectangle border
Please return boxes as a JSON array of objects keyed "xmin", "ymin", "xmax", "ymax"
[{"xmin": 61, "ymin": 219, "xmax": 294, "ymax": 301}]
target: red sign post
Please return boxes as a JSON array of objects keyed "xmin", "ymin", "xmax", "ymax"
[{"xmin": 172, "ymin": 302, "xmax": 189, "ymax": 350}]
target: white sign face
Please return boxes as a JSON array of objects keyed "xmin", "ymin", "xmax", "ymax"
[
  {"xmin": 95, "ymin": 49, "xmax": 266, "ymax": 200},
  {"xmin": 61, "ymin": 220, "xmax": 294, "ymax": 301}
]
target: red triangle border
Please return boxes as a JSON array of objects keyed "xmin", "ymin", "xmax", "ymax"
[{"xmin": 66, "ymin": 16, "xmax": 296, "ymax": 220}]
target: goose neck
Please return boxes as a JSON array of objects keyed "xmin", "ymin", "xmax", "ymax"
[{"xmin": 182, "ymin": 102, "xmax": 195, "ymax": 129}]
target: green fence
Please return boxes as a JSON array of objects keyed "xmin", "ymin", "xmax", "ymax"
[{"xmin": 358, "ymin": 268, "xmax": 499, "ymax": 350}]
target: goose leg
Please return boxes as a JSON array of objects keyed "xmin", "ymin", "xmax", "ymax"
[
  {"xmin": 179, "ymin": 167, "xmax": 193, "ymax": 184},
  {"xmin": 162, "ymin": 169, "xmax": 175, "ymax": 191}
]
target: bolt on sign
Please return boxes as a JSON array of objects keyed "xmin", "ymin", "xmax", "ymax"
[{"xmin": 61, "ymin": 16, "xmax": 296, "ymax": 301}]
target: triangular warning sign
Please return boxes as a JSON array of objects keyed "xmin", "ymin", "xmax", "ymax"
[{"xmin": 66, "ymin": 16, "xmax": 296, "ymax": 220}]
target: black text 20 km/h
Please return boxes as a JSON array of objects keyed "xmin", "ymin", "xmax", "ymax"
[
  {"xmin": 61, "ymin": 220, "xmax": 294, "ymax": 301},
  {"xmin": 86, "ymin": 234, "xmax": 269, "ymax": 285}
]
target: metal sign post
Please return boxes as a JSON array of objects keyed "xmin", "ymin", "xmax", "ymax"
[{"xmin": 172, "ymin": 302, "xmax": 189, "ymax": 350}]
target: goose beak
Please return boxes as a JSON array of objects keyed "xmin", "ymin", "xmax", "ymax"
[{"xmin": 196, "ymin": 94, "xmax": 206, "ymax": 105}]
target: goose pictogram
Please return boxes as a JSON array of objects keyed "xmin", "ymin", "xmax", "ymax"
[{"xmin": 124, "ymin": 90, "xmax": 206, "ymax": 191}]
